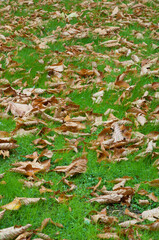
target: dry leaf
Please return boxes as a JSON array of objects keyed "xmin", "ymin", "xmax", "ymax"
[
  {"xmin": 1, "ymin": 197, "xmax": 46, "ymax": 210},
  {"xmin": 0, "ymin": 224, "xmax": 31, "ymax": 240},
  {"xmin": 137, "ymin": 114, "xmax": 147, "ymax": 126},
  {"xmin": 147, "ymin": 192, "xmax": 158, "ymax": 202},
  {"xmin": 54, "ymin": 156, "xmax": 87, "ymax": 177},
  {"xmin": 124, "ymin": 208, "xmax": 141, "ymax": 221},
  {"xmin": 137, "ymin": 220, "xmax": 159, "ymax": 231},
  {"xmin": 119, "ymin": 219, "xmax": 140, "ymax": 227},
  {"xmin": 36, "ymin": 232, "xmax": 51, "ymax": 240},
  {"xmin": 91, "ymin": 186, "xmax": 135, "ymax": 205},
  {"xmin": 91, "ymin": 212, "xmax": 118, "ymax": 225},
  {"xmin": 6, "ymin": 102, "xmax": 33, "ymax": 117},
  {"xmin": 1, "ymin": 198, "xmax": 22, "ymax": 210},
  {"xmin": 10, "ymin": 160, "xmax": 50, "ymax": 177},
  {"xmin": 141, "ymin": 207, "xmax": 159, "ymax": 221},
  {"xmin": 112, "ymin": 123, "xmax": 124, "ymax": 142},
  {"xmin": 147, "ymin": 179, "xmax": 159, "ymax": 187},
  {"xmin": 111, "ymin": 6, "xmax": 119, "ymax": 16},
  {"xmin": 97, "ymin": 232, "xmax": 119, "ymax": 239},
  {"xmin": 39, "ymin": 186, "xmax": 53, "ymax": 194},
  {"xmin": 14, "ymin": 231, "xmax": 33, "ymax": 240},
  {"xmin": 0, "ymin": 210, "xmax": 6, "ymax": 220},
  {"xmin": 89, "ymin": 194, "xmax": 123, "ymax": 204},
  {"xmin": 139, "ymin": 199, "xmax": 150, "ymax": 205},
  {"xmin": 0, "ymin": 173, "xmax": 5, "ymax": 179},
  {"xmin": 37, "ymin": 218, "xmax": 64, "ymax": 232}
]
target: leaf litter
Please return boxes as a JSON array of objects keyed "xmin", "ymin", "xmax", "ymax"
[{"xmin": 0, "ymin": 0, "xmax": 159, "ymax": 239}]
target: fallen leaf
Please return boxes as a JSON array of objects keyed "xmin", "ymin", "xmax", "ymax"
[
  {"xmin": 1, "ymin": 198, "xmax": 21, "ymax": 210},
  {"xmin": 112, "ymin": 122, "xmax": 124, "ymax": 142},
  {"xmin": 10, "ymin": 160, "xmax": 50, "ymax": 177},
  {"xmin": 54, "ymin": 156, "xmax": 87, "ymax": 177},
  {"xmin": 147, "ymin": 192, "xmax": 158, "ymax": 202},
  {"xmin": 37, "ymin": 218, "xmax": 64, "ymax": 232},
  {"xmin": 124, "ymin": 208, "xmax": 141, "ymax": 221},
  {"xmin": 137, "ymin": 114, "xmax": 147, "ymax": 126},
  {"xmin": 6, "ymin": 102, "xmax": 33, "ymax": 117},
  {"xmin": 111, "ymin": 6, "xmax": 119, "ymax": 16},
  {"xmin": 14, "ymin": 231, "xmax": 33, "ymax": 240},
  {"xmin": 0, "ymin": 210, "xmax": 6, "ymax": 220},
  {"xmin": 119, "ymin": 219, "xmax": 140, "ymax": 227},
  {"xmin": 137, "ymin": 220, "xmax": 159, "ymax": 231},
  {"xmin": 97, "ymin": 232, "xmax": 119, "ymax": 239},
  {"xmin": 1, "ymin": 197, "xmax": 46, "ymax": 210},
  {"xmin": 0, "ymin": 224, "xmax": 31, "ymax": 240},
  {"xmin": 89, "ymin": 194, "xmax": 123, "ymax": 204},
  {"xmin": 141, "ymin": 207, "xmax": 159, "ymax": 221},
  {"xmin": 147, "ymin": 179, "xmax": 159, "ymax": 187},
  {"xmin": 36, "ymin": 232, "xmax": 51, "ymax": 240},
  {"xmin": 139, "ymin": 199, "xmax": 150, "ymax": 205},
  {"xmin": 39, "ymin": 186, "xmax": 53, "ymax": 194}
]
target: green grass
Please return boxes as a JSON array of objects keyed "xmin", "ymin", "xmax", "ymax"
[{"xmin": 0, "ymin": 0, "xmax": 159, "ymax": 239}]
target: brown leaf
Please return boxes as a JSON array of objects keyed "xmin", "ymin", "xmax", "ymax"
[
  {"xmin": 147, "ymin": 192, "xmax": 158, "ymax": 202},
  {"xmin": 89, "ymin": 194, "xmax": 123, "ymax": 204},
  {"xmin": 13, "ymin": 128, "xmax": 38, "ymax": 137},
  {"xmin": 37, "ymin": 218, "xmax": 64, "ymax": 232},
  {"xmin": 10, "ymin": 160, "xmax": 50, "ymax": 177},
  {"xmin": 141, "ymin": 207, "xmax": 159, "ymax": 221},
  {"xmin": 119, "ymin": 219, "xmax": 140, "ymax": 227},
  {"xmin": 91, "ymin": 207, "xmax": 118, "ymax": 225},
  {"xmin": 0, "ymin": 210, "xmax": 6, "ymax": 220},
  {"xmin": 0, "ymin": 131, "xmax": 10, "ymax": 138},
  {"xmin": 0, "ymin": 143, "xmax": 19, "ymax": 150},
  {"xmin": 111, "ymin": 6, "xmax": 119, "ymax": 16},
  {"xmin": 14, "ymin": 231, "xmax": 33, "ymax": 240},
  {"xmin": 0, "ymin": 138, "xmax": 18, "ymax": 151},
  {"xmin": 1, "ymin": 197, "xmax": 46, "ymax": 210},
  {"xmin": 137, "ymin": 114, "xmax": 147, "ymax": 126},
  {"xmin": 112, "ymin": 123, "xmax": 124, "ymax": 142},
  {"xmin": 54, "ymin": 157, "xmax": 87, "ymax": 177},
  {"xmin": 45, "ymin": 61, "xmax": 64, "ymax": 72},
  {"xmin": 62, "ymin": 178, "xmax": 77, "ymax": 192},
  {"xmin": 1, "ymin": 198, "xmax": 22, "ymax": 210},
  {"xmin": 77, "ymin": 69, "xmax": 95, "ymax": 77},
  {"xmin": 0, "ymin": 173, "xmax": 5, "ymax": 179},
  {"xmin": 149, "ymin": 220, "xmax": 159, "ymax": 231},
  {"xmin": 0, "ymin": 150, "xmax": 9, "ymax": 158},
  {"xmin": 39, "ymin": 186, "xmax": 53, "ymax": 194},
  {"xmin": 101, "ymin": 40, "xmax": 120, "ymax": 48},
  {"xmin": 92, "ymin": 186, "xmax": 135, "ymax": 205},
  {"xmin": 55, "ymin": 194, "xmax": 74, "ymax": 203},
  {"xmin": 0, "ymin": 224, "xmax": 31, "ymax": 240},
  {"xmin": 33, "ymin": 138, "xmax": 52, "ymax": 147},
  {"xmin": 97, "ymin": 232, "xmax": 119, "ymax": 239},
  {"xmin": 92, "ymin": 177, "xmax": 102, "ymax": 192},
  {"xmin": 36, "ymin": 232, "xmax": 51, "ymax": 240},
  {"xmin": 139, "ymin": 199, "xmax": 150, "ymax": 205},
  {"xmin": 2, "ymin": 86, "xmax": 17, "ymax": 97},
  {"xmin": 124, "ymin": 208, "xmax": 141, "ymax": 221},
  {"xmin": 37, "ymin": 127, "xmax": 52, "ymax": 136},
  {"xmin": 6, "ymin": 102, "xmax": 33, "ymax": 117},
  {"xmin": 137, "ymin": 220, "xmax": 159, "ymax": 231},
  {"xmin": 137, "ymin": 189, "xmax": 148, "ymax": 196},
  {"xmin": 147, "ymin": 179, "xmax": 159, "ymax": 187}
]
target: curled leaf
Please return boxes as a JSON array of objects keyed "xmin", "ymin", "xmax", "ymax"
[
  {"xmin": 0, "ymin": 224, "xmax": 31, "ymax": 240},
  {"xmin": 1, "ymin": 197, "xmax": 46, "ymax": 210},
  {"xmin": 54, "ymin": 156, "xmax": 87, "ymax": 177},
  {"xmin": 0, "ymin": 210, "xmax": 6, "ymax": 220}
]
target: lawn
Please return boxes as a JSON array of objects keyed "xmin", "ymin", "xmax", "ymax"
[{"xmin": 0, "ymin": 0, "xmax": 159, "ymax": 239}]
